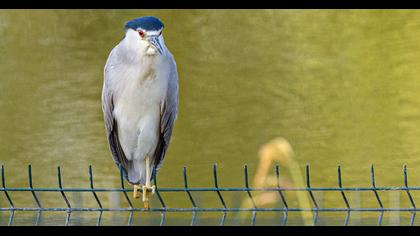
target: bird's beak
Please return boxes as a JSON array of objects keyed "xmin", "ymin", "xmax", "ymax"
[{"xmin": 148, "ymin": 36, "xmax": 163, "ymax": 55}]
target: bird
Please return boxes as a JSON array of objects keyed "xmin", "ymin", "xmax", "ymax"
[{"xmin": 101, "ymin": 16, "xmax": 178, "ymax": 208}]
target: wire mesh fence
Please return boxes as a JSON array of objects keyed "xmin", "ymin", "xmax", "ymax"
[{"xmin": 0, "ymin": 163, "xmax": 419, "ymax": 226}]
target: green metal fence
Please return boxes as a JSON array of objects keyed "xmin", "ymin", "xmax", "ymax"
[{"xmin": 0, "ymin": 163, "xmax": 417, "ymax": 226}]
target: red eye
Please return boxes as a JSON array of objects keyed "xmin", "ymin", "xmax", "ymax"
[{"xmin": 138, "ymin": 30, "xmax": 145, "ymax": 38}]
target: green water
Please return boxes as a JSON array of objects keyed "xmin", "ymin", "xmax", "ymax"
[{"xmin": 1, "ymin": 9, "xmax": 420, "ymax": 225}]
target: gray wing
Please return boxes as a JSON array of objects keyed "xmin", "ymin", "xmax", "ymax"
[
  {"xmin": 153, "ymin": 54, "xmax": 179, "ymax": 170},
  {"xmin": 102, "ymin": 47, "xmax": 130, "ymax": 178}
]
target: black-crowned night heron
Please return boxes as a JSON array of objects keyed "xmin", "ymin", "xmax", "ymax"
[{"xmin": 101, "ymin": 16, "xmax": 178, "ymax": 208}]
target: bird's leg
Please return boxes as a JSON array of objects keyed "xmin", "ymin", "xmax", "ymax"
[
  {"xmin": 133, "ymin": 184, "xmax": 141, "ymax": 199},
  {"xmin": 142, "ymin": 156, "xmax": 156, "ymax": 209}
]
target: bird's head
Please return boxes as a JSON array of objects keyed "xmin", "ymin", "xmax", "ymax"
[{"xmin": 124, "ymin": 16, "xmax": 165, "ymax": 56}]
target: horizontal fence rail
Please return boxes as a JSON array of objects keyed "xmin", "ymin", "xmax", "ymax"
[{"xmin": 0, "ymin": 163, "xmax": 418, "ymax": 226}]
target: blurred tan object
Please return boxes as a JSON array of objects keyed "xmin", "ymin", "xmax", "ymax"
[
  {"xmin": 240, "ymin": 137, "xmax": 313, "ymax": 225},
  {"xmin": 254, "ymin": 137, "xmax": 294, "ymax": 187}
]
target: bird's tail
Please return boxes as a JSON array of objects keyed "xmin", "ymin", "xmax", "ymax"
[{"xmin": 126, "ymin": 159, "xmax": 152, "ymax": 185}]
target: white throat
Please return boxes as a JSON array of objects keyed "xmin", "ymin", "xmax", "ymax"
[{"xmin": 120, "ymin": 29, "xmax": 167, "ymax": 62}]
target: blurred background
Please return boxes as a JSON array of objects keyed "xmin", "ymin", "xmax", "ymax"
[{"xmin": 1, "ymin": 9, "xmax": 420, "ymax": 225}]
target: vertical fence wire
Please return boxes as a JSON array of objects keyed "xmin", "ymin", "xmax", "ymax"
[
  {"xmin": 305, "ymin": 164, "xmax": 318, "ymax": 226},
  {"xmin": 243, "ymin": 164, "xmax": 257, "ymax": 226},
  {"xmin": 153, "ymin": 167, "xmax": 166, "ymax": 226},
  {"xmin": 403, "ymin": 164, "xmax": 416, "ymax": 226},
  {"xmin": 213, "ymin": 164, "xmax": 227, "ymax": 226},
  {"xmin": 183, "ymin": 166, "xmax": 197, "ymax": 226},
  {"xmin": 88, "ymin": 165, "xmax": 103, "ymax": 226},
  {"xmin": 2, "ymin": 164, "xmax": 14, "ymax": 226},
  {"xmin": 28, "ymin": 165, "xmax": 42, "ymax": 226},
  {"xmin": 118, "ymin": 164, "xmax": 134, "ymax": 226},
  {"xmin": 370, "ymin": 164, "xmax": 384, "ymax": 226},
  {"xmin": 337, "ymin": 165, "xmax": 350, "ymax": 226},
  {"xmin": 275, "ymin": 164, "xmax": 288, "ymax": 226},
  {"xmin": 57, "ymin": 166, "xmax": 71, "ymax": 226}
]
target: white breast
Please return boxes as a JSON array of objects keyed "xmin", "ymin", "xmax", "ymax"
[{"xmin": 111, "ymin": 52, "xmax": 170, "ymax": 161}]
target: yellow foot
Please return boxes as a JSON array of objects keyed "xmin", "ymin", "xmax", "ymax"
[
  {"xmin": 133, "ymin": 185, "xmax": 141, "ymax": 199},
  {"xmin": 142, "ymin": 185, "xmax": 156, "ymax": 209}
]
